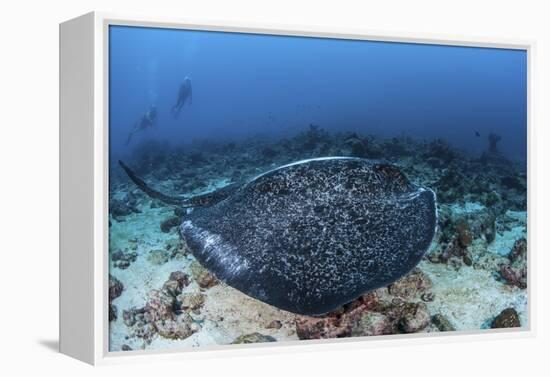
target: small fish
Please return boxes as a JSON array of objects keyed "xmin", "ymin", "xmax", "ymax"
[{"xmin": 475, "ymin": 131, "xmax": 481, "ymax": 137}]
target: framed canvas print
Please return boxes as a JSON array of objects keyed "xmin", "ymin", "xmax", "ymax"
[{"xmin": 59, "ymin": 12, "xmax": 532, "ymax": 365}]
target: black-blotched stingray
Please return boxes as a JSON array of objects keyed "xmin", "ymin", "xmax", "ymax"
[{"xmin": 119, "ymin": 157, "xmax": 436, "ymax": 316}]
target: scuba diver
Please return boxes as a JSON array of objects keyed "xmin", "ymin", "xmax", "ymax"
[
  {"xmin": 125, "ymin": 105, "xmax": 158, "ymax": 145},
  {"xmin": 171, "ymin": 76, "xmax": 193, "ymax": 119}
]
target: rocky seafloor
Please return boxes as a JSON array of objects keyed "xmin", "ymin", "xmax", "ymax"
[{"xmin": 108, "ymin": 125, "xmax": 528, "ymax": 352}]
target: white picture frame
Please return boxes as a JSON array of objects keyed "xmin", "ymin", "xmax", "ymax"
[{"xmin": 59, "ymin": 11, "xmax": 534, "ymax": 365}]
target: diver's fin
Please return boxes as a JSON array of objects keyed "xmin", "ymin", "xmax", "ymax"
[
  {"xmin": 171, "ymin": 107, "xmax": 179, "ymax": 119},
  {"xmin": 119, "ymin": 160, "xmax": 185, "ymax": 206}
]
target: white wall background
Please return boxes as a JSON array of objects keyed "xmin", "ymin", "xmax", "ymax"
[{"xmin": 0, "ymin": 0, "xmax": 548, "ymax": 375}]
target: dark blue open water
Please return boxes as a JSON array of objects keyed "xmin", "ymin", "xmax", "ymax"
[{"xmin": 109, "ymin": 25, "xmax": 527, "ymax": 162}]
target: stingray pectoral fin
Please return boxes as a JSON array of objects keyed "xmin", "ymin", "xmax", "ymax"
[{"xmin": 118, "ymin": 160, "xmax": 184, "ymax": 206}]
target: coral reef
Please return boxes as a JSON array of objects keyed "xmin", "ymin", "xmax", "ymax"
[{"xmin": 431, "ymin": 314, "xmax": 455, "ymax": 332}]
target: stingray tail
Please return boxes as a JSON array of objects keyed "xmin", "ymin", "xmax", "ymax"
[{"xmin": 118, "ymin": 160, "xmax": 185, "ymax": 206}]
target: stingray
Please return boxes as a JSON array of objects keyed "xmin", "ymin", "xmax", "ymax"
[{"xmin": 119, "ymin": 157, "xmax": 436, "ymax": 316}]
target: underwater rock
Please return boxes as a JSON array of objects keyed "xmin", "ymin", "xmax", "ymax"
[
  {"xmin": 421, "ymin": 292, "xmax": 435, "ymax": 302},
  {"xmin": 160, "ymin": 216, "xmax": 181, "ymax": 233},
  {"xmin": 387, "ymin": 268, "xmax": 432, "ymax": 300},
  {"xmin": 110, "ymin": 192, "xmax": 141, "ymax": 220},
  {"xmin": 397, "ymin": 302, "xmax": 431, "ymax": 333},
  {"xmin": 109, "ymin": 304, "xmax": 118, "ymax": 322},
  {"xmin": 499, "ymin": 238, "xmax": 527, "ymax": 289},
  {"xmin": 483, "ymin": 190, "xmax": 502, "ymax": 209},
  {"xmin": 177, "ymin": 292, "xmax": 206, "ymax": 312},
  {"xmin": 122, "ymin": 272, "xmax": 196, "ymax": 343},
  {"xmin": 109, "ymin": 274, "xmax": 123, "ymax": 302},
  {"xmin": 491, "ymin": 308, "xmax": 521, "ymax": 328},
  {"xmin": 143, "ymin": 289, "xmax": 197, "ymax": 340},
  {"xmin": 164, "ymin": 238, "xmax": 189, "ymax": 259},
  {"xmin": 432, "ymin": 314, "xmax": 455, "ymax": 332},
  {"xmin": 350, "ymin": 312, "xmax": 392, "ymax": 337},
  {"xmin": 432, "ymin": 204, "xmax": 496, "ymax": 266},
  {"xmin": 500, "ymin": 265, "xmax": 526, "ymax": 289},
  {"xmin": 109, "ymin": 274, "xmax": 123, "ymax": 322},
  {"xmin": 429, "ymin": 238, "xmax": 465, "ymax": 266},
  {"xmin": 145, "ymin": 290, "xmax": 177, "ymax": 318},
  {"xmin": 111, "ymin": 248, "xmax": 138, "ymax": 269},
  {"xmin": 455, "ymin": 218, "xmax": 473, "ymax": 248},
  {"xmin": 509, "ymin": 237, "xmax": 527, "ymax": 263},
  {"xmin": 162, "ymin": 271, "xmax": 190, "ymax": 296},
  {"xmin": 190, "ymin": 261, "xmax": 219, "ymax": 289},
  {"xmin": 147, "ymin": 249, "xmax": 170, "ymax": 265},
  {"xmin": 266, "ymin": 320, "xmax": 283, "ymax": 329},
  {"xmin": 295, "ymin": 314, "xmax": 350, "ymax": 339},
  {"xmin": 231, "ymin": 333, "xmax": 277, "ymax": 344},
  {"xmin": 462, "ymin": 254, "xmax": 473, "ymax": 266},
  {"xmin": 122, "ymin": 308, "xmax": 139, "ymax": 327},
  {"xmin": 154, "ymin": 311, "xmax": 197, "ymax": 340}
]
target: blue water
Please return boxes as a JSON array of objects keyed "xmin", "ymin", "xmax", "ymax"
[{"xmin": 109, "ymin": 25, "xmax": 527, "ymax": 162}]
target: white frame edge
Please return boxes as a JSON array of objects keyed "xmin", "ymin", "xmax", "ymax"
[{"xmin": 59, "ymin": 11, "xmax": 535, "ymax": 365}]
